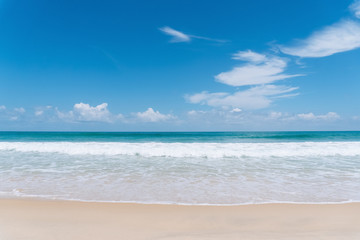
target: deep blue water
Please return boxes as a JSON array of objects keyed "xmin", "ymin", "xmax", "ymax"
[{"xmin": 0, "ymin": 131, "xmax": 360, "ymax": 142}]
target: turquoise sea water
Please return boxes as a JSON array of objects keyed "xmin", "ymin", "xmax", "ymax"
[
  {"xmin": 0, "ymin": 131, "xmax": 360, "ymax": 205},
  {"xmin": 1, "ymin": 131, "xmax": 360, "ymax": 142}
]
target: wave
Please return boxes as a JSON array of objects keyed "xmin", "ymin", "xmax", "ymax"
[{"xmin": 1, "ymin": 141, "xmax": 360, "ymax": 158}]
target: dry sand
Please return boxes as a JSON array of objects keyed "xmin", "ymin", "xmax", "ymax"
[{"xmin": 0, "ymin": 199, "xmax": 360, "ymax": 240}]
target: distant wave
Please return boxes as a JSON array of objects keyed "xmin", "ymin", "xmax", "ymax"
[{"xmin": 1, "ymin": 141, "xmax": 360, "ymax": 158}]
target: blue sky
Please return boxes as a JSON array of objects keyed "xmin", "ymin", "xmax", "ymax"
[{"xmin": 1, "ymin": 0, "xmax": 360, "ymax": 131}]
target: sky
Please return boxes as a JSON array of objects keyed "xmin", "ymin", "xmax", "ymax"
[{"xmin": 1, "ymin": 0, "xmax": 360, "ymax": 131}]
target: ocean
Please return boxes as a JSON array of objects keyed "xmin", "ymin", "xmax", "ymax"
[{"xmin": 0, "ymin": 131, "xmax": 359, "ymax": 205}]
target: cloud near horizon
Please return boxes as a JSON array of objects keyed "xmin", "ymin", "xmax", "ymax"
[
  {"xmin": 185, "ymin": 110, "xmax": 342, "ymax": 130},
  {"xmin": 14, "ymin": 107, "xmax": 25, "ymax": 113},
  {"xmin": 0, "ymin": 106, "xmax": 27, "ymax": 122},
  {"xmin": 296, "ymin": 112, "xmax": 340, "ymax": 121},
  {"xmin": 0, "ymin": 103, "xmax": 346, "ymax": 130},
  {"xmin": 55, "ymin": 103, "xmax": 175, "ymax": 123},
  {"xmin": 188, "ymin": 109, "xmax": 340, "ymax": 122},
  {"xmin": 186, "ymin": 85, "xmax": 298, "ymax": 110},
  {"xmin": 34, "ymin": 106, "xmax": 52, "ymax": 117},
  {"xmin": 135, "ymin": 108, "xmax": 175, "ymax": 122},
  {"xmin": 56, "ymin": 103, "xmax": 120, "ymax": 123}
]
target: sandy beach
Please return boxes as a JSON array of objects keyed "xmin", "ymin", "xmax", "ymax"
[{"xmin": 0, "ymin": 199, "xmax": 359, "ymax": 240}]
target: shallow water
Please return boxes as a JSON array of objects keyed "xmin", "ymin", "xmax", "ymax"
[{"xmin": 0, "ymin": 131, "xmax": 359, "ymax": 205}]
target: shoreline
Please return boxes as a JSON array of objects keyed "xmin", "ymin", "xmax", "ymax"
[
  {"xmin": 1, "ymin": 199, "xmax": 359, "ymax": 240},
  {"xmin": 1, "ymin": 196, "xmax": 359, "ymax": 206}
]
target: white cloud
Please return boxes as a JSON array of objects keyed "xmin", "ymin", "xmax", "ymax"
[
  {"xmin": 230, "ymin": 108, "xmax": 242, "ymax": 113},
  {"xmin": 187, "ymin": 110, "xmax": 197, "ymax": 116},
  {"xmin": 187, "ymin": 1, "xmax": 360, "ymax": 115},
  {"xmin": 186, "ymin": 85, "xmax": 298, "ymax": 110},
  {"xmin": 57, "ymin": 103, "xmax": 120, "ymax": 122},
  {"xmin": 215, "ymin": 50, "xmax": 301, "ymax": 87},
  {"xmin": 232, "ymin": 50, "xmax": 267, "ymax": 62},
  {"xmin": 186, "ymin": 110, "xmax": 340, "ymax": 126},
  {"xmin": 0, "ymin": 106, "xmax": 26, "ymax": 122},
  {"xmin": 14, "ymin": 107, "xmax": 25, "ymax": 113},
  {"xmin": 55, "ymin": 104, "xmax": 173, "ymax": 124},
  {"xmin": 350, "ymin": 0, "xmax": 360, "ymax": 18},
  {"xmin": 35, "ymin": 110, "xmax": 44, "ymax": 116},
  {"xmin": 186, "ymin": 50, "xmax": 300, "ymax": 110},
  {"xmin": 135, "ymin": 108, "xmax": 175, "ymax": 122},
  {"xmin": 187, "ymin": 110, "xmax": 207, "ymax": 117},
  {"xmin": 268, "ymin": 111, "xmax": 283, "ymax": 119},
  {"xmin": 74, "ymin": 103, "xmax": 114, "ymax": 122},
  {"xmin": 159, "ymin": 26, "xmax": 191, "ymax": 42},
  {"xmin": 268, "ymin": 111, "xmax": 340, "ymax": 121},
  {"xmin": 297, "ymin": 112, "xmax": 340, "ymax": 120},
  {"xmin": 34, "ymin": 106, "xmax": 52, "ymax": 117},
  {"xmin": 73, "ymin": 103, "xmax": 111, "ymax": 122},
  {"xmin": 182, "ymin": 109, "xmax": 345, "ymax": 131},
  {"xmin": 280, "ymin": 20, "xmax": 360, "ymax": 57},
  {"xmin": 159, "ymin": 26, "xmax": 226, "ymax": 43}
]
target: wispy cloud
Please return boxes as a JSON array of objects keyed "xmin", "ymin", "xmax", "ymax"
[
  {"xmin": 267, "ymin": 111, "xmax": 340, "ymax": 121},
  {"xmin": 159, "ymin": 26, "xmax": 227, "ymax": 43},
  {"xmin": 230, "ymin": 108, "xmax": 242, "ymax": 113},
  {"xmin": 186, "ymin": 85, "xmax": 298, "ymax": 110},
  {"xmin": 198, "ymin": 0, "xmax": 360, "ymax": 114},
  {"xmin": 89, "ymin": 45, "xmax": 122, "ymax": 70},
  {"xmin": 47, "ymin": 104, "xmax": 176, "ymax": 124},
  {"xmin": 0, "ymin": 106, "xmax": 26, "ymax": 121},
  {"xmin": 14, "ymin": 107, "xmax": 25, "ymax": 113},
  {"xmin": 34, "ymin": 106, "xmax": 53, "ymax": 117},
  {"xmin": 185, "ymin": 109, "xmax": 341, "ymax": 130},
  {"xmin": 296, "ymin": 112, "xmax": 340, "ymax": 121},
  {"xmin": 232, "ymin": 50, "xmax": 267, "ymax": 62},
  {"xmin": 280, "ymin": 20, "xmax": 360, "ymax": 58},
  {"xmin": 35, "ymin": 110, "xmax": 44, "ymax": 116},
  {"xmin": 189, "ymin": 35, "xmax": 228, "ymax": 43},
  {"xmin": 216, "ymin": 50, "xmax": 301, "ymax": 87},
  {"xmin": 159, "ymin": 26, "xmax": 191, "ymax": 42},
  {"xmin": 350, "ymin": 0, "xmax": 360, "ymax": 18},
  {"xmin": 135, "ymin": 108, "xmax": 175, "ymax": 122},
  {"xmin": 186, "ymin": 49, "xmax": 300, "ymax": 110}
]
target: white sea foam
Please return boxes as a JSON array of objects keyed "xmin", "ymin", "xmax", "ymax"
[
  {"xmin": 1, "ymin": 141, "xmax": 360, "ymax": 158},
  {"xmin": 1, "ymin": 141, "xmax": 360, "ymax": 204}
]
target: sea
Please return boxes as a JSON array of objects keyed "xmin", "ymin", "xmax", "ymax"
[{"xmin": 0, "ymin": 131, "xmax": 359, "ymax": 205}]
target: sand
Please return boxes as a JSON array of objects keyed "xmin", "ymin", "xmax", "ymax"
[{"xmin": 0, "ymin": 199, "xmax": 359, "ymax": 240}]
